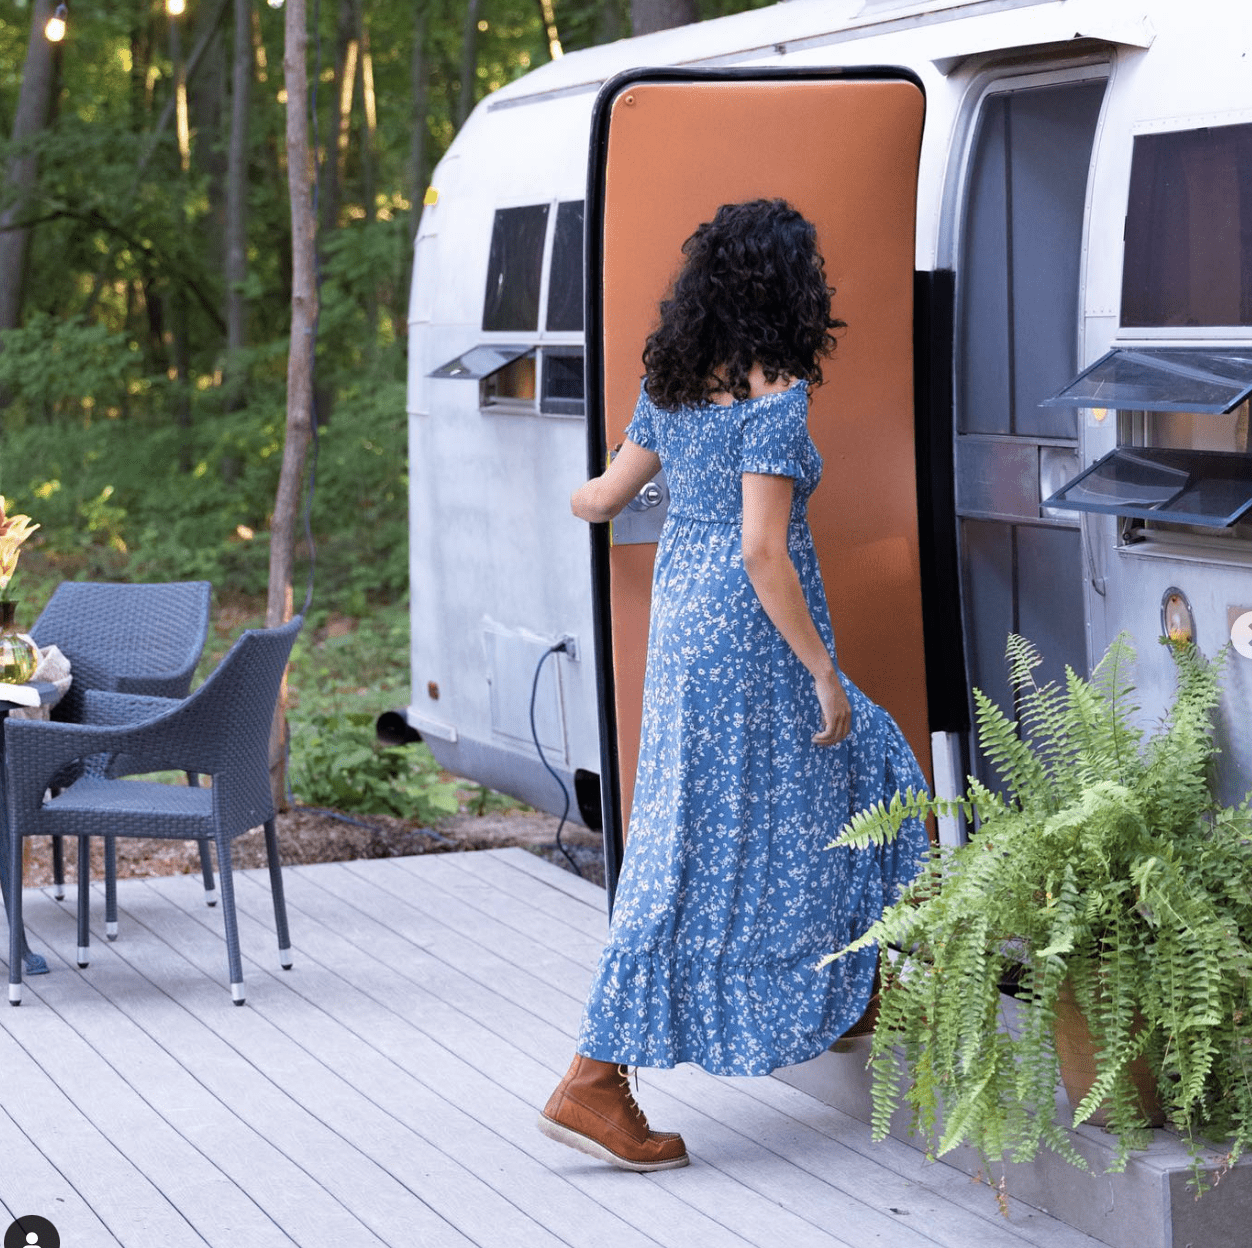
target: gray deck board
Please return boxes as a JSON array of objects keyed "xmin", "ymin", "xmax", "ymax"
[{"xmin": 0, "ymin": 850, "xmax": 1108, "ymax": 1248}]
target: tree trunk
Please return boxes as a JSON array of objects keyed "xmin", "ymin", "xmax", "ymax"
[
  {"xmin": 320, "ymin": 0, "xmax": 356, "ymax": 236},
  {"xmin": 167, "ymin": 12, "xmax": 194, "ymax": 469},
  {"xmin": 408, "ymin": 7, "xmax": 429, "ymax": 210},
  {"xmin": 598, "ymin": 0, "xmax": 625, "ymax": 44},
  {"xmin": 534, "ymin": 0, "xmax": 563, "ymax": 60},
  {"xmin": 268, "ymin": 0, "xmax": 318, "ymax": 809},
  {"xmin": 358, "ymin": 10, "xmax": 378, "ymax": 354},
  {"xmin": 631, "ymin": 0, "xmax": 698, "ymax": 36},
  {"xmin": 0, "ymin": 0, "xmax": 58, "ymax": 339},
  {"xmin": 456, "ymin": 0, "xmax": 481, "ymax": 129},
  {"xmin": 189, "ymin": 0, "xmax": 227, "ymax": 278},
  {"xmin": 223, "ymin": 0, "xmax": 252, "ymax": 406}
]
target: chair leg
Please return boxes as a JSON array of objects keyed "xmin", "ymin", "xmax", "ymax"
[
  {"xmin": 7, "ymin": 828, "xmax": 23, "ymax": 1005},
  {"xmin": 262, "ymin": 818, "xmax": 293, "ymax": 970},
  {"xmin": 76, "ymin": 836, "xmax": 91, "ymax": 968},
  {"xmin": 213, "ymin": 835, "xmax": 246, "ymax": 1005},
  {"xmin": 51, "ymin": 834, "xmax": 65, "ymax": 901},
  {"xmin": 190, "ymin": 775, "xmax": 217, "ymax": 906},
  {"xmin": 104, "ymin": 834, "xmax": 118, "ymax": 939}
]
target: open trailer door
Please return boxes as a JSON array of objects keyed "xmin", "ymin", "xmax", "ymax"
[{"xmin": 586, "ymin": 69, "xmax": 930, "ymax": 903}]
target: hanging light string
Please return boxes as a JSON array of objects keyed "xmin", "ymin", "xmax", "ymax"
[{"xmin": 44, "ymin": 3, "xmax": 68, "ymax": 42}]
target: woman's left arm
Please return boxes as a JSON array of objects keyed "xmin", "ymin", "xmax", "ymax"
[
  {"xmin": 741, "ymin": 472, "xmax": 852, "ymax": 745},
  {"xmin": 571, "ymin": 438, "xmax": 662, "ymax": 523}
]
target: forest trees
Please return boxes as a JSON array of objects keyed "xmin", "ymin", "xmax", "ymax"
[{"xmin": 0, "ymin": 0, "xmax": 770, "ymax": 610}]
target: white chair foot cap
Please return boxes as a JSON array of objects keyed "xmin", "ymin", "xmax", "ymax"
[
  {"xmin": 9, "ymin": 985, "xmax": 21, "ymax": 1005},
  {"xmin": 54, "ymin": 888, "xmax": 64, "ymax": 901},
  {"xmin": 280, "ymin": 949, "xmax": 293, "ymax": 969},
  {"xmin": 231, "ymin": 983, "xmax": 246, "ymax": 1005},
  {"xmin": 77, "ymin": 947, "xmax": 90, "ymax": 967},
  {"xmin": 106, "ymin": 921, "xmax": 118, "ymax": 939},
  {"xmin": 205, "ymin": 889, "xmax": 218, "ymax": 907}
]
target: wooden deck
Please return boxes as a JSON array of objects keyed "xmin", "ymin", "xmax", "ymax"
[{"xmin": 0, "ymin": 847, "xmax": 1109, "ymax": 1248}]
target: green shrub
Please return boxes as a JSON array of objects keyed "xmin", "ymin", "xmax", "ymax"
[
  {"xmin": 289, "ymin": 708, "xmax": 460, "ymax": 822},
  {"xmin": 0, "ymin": 379, "xmax": 408, "ymax": 602}
]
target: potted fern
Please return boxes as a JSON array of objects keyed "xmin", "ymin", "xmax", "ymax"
[{"xmin": 827, "ymin": 635, "xmax": 1252, "ymax": 1183}]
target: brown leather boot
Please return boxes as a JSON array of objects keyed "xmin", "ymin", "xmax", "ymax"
[
  {"xmin": 840, "ymin": 964, "xmax": 883, "ymax": 1039},
  {"xmin": 538, "ymin": 1055, "xmax": 689, "ymax": 1172}
]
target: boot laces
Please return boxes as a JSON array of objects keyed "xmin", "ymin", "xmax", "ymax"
[{"xmin": 616, "ymin": 1065, "xmax": 645, "ymax": 1121}]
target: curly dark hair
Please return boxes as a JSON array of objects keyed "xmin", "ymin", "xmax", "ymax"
[{"xmin": 642, "ymin": 199, "xmax": 843, "ymax": 410}]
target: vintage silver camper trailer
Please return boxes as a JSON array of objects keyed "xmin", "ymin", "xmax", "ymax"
[{"xmin": 403, "ymin": 0, "xmax": 1252, "ymax": 873}]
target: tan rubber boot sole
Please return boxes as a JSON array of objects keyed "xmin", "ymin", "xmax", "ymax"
[{"xmin": 536, "ymin": 1113, "xmax": 690, "ymax": 1172}]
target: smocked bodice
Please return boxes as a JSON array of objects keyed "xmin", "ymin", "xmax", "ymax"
[{"xmin": 624, "ymin": 381, "xmax": 821, "ymax": 525}]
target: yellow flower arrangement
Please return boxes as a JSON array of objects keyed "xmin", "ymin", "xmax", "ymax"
[{"xmin": 0, "ymin": 496, "xmax": 39, "ymax": 601}]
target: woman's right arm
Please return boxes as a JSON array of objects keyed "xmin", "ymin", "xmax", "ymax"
[
  {"xmin": 571, "ymin": 439, "xmax": 661, "ymax": 523},
  {"xmin": 741, "ymin": 471, "xmax": 851, "ymax": 745}
]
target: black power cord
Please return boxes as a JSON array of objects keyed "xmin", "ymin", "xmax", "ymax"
[
  {"xmin": 529, "ymin": 642, "xmax": 581, "ymax": 877},
  {"xmin": 290, "ymin": 803, "xmax": 455, "ymax": 847}
]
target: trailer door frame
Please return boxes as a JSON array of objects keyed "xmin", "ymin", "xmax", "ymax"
[{"xmin": 584, "ymin": 66, "xmax": 941, "ymax": 905}]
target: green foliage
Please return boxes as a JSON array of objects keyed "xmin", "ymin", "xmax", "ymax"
[
  {"xmin": 290, "ymin": 707, "xmax": 460, "ymax": 821},
  {"xmin": 0, "ymin": 313, "xmax": 139, "ymax": 424},
  {"xmin": 0, "ymin": 0, "xmax": 773, "ymax": 605},
  {"xmin": 0, "ymin": 380, "xmax": 408, "ymax": 600},
  {"xmin": 189, "ymin": 600, "xmax": 497, "ymax": 823},
  {"xmin": 283, "ymin": 602, "xmax": 479, "ymax": 822},
  {"xmin": 828, "ymin": 635, "xmax": 1252, "ymax": 1188},
  {"xmin": 285, "ymin": 599, "xmax": 412, "ymax": 714}
]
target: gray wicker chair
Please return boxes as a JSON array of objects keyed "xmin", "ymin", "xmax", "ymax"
[
  {"xmin": 5, "ymin": 615, "xmax": 303, "ymax": 1006},
  {"xmin": 29, "ymin": 581, "xmax": 214, "ymax": 931}
]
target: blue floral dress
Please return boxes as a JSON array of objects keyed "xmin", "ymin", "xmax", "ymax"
[{"xmin": 577, "ymin": 381, "xmax": 929, "ymax": 1077}]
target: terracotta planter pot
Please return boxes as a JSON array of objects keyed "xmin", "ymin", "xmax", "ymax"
[{"xmin": 1054, "ymin": 979, "xmax": 1164, "ymax": 1128}]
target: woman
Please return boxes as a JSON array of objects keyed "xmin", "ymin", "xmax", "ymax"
[{"xmin": 539, "ymin": 199, "xmax": 928, "ymax": 1172}]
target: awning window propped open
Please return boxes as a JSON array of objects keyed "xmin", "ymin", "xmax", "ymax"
[
  {"xmin": 1041, "ymin": 347, "xmax": 1252, "ymax": 528},
  {"xmin": 1043, "ymin": 446, "xmax": 1252, "ymax": 528},
  {"xmin": 429, "ymin": 344, "xmax": 533, "ymax": 380},
  {"xmin": 1039, "ymin": 347, "xmax": 1252, "ymax": 414}
]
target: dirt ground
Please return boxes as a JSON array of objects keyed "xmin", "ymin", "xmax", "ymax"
[{"xmin": 20, "ymin": 803, "xmax": 608, "ymax": 892}]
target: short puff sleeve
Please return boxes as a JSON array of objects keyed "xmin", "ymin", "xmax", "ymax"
[
  {"xmin": 623, "ymin": 385, "xmax": 659, "ymax": 452},
  {"xmin": 740, "ymin": 386, "xmax": 809, "ymax": 479}
]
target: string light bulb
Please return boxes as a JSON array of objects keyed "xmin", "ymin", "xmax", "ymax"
[
  {"xmin": 166, "ymin": 0, "xmax": 186, "ymax": 13},
  {"xmin": 44, "ymin": 3, "xmax": 68, "ymax": 42},
  {"xmin": 267, "ymin": 0, "xmax": 284, "ymax": 8}
]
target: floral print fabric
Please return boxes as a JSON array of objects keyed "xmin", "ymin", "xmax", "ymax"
[{"xmin": 577, "ymin": 382, "xmax": 928, "ymax": 1077}]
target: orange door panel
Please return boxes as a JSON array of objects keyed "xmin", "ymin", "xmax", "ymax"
[{"xmin": 586, "ymin": 70, "xmax": 929, "ymax": 898}]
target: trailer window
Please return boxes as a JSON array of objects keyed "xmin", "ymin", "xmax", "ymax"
[
  {"xmin": 1040, "ymin": 347, "xmax": 1252, "ymax": 414},
  {"xmin": 1043, "ymin": 442, "xmax": 1252, "ymax": 528},
  {"xmin": 541, "ymin": 347, "xmax": 584, "ymax": 416},
  {"xmin": 1122, "ymin": 123, "xmax": 1252, "ymax": 328},
  {"xmin": 546, "ymin": 201, "xmax": 584, "ymax": 332},
  {"xmin": 428, "ymin": 343, "xmax": 532, "ymax": 379},
  {"xmin": 483, "ymin": 204, "xmax": 550, "ymax": 331},
  {"xmin": 1042, "ymin": 348, "xmax": 1252, "ymax": 530},
  {"xmin": 482, "ymin": 353, "xmax": 536, "ymax": 406}
]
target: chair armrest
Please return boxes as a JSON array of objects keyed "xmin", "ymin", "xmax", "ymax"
[
  {"xmin": 82, "ymin": 690, "xmax": 182, "ymax": 726},
  {"xmin": 116, "ymin": 672, "xmax": 196, "ymax": 699},
  {"xmin": 4, "ymin": 704, "xmax": 219, "ymax": 837}
]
